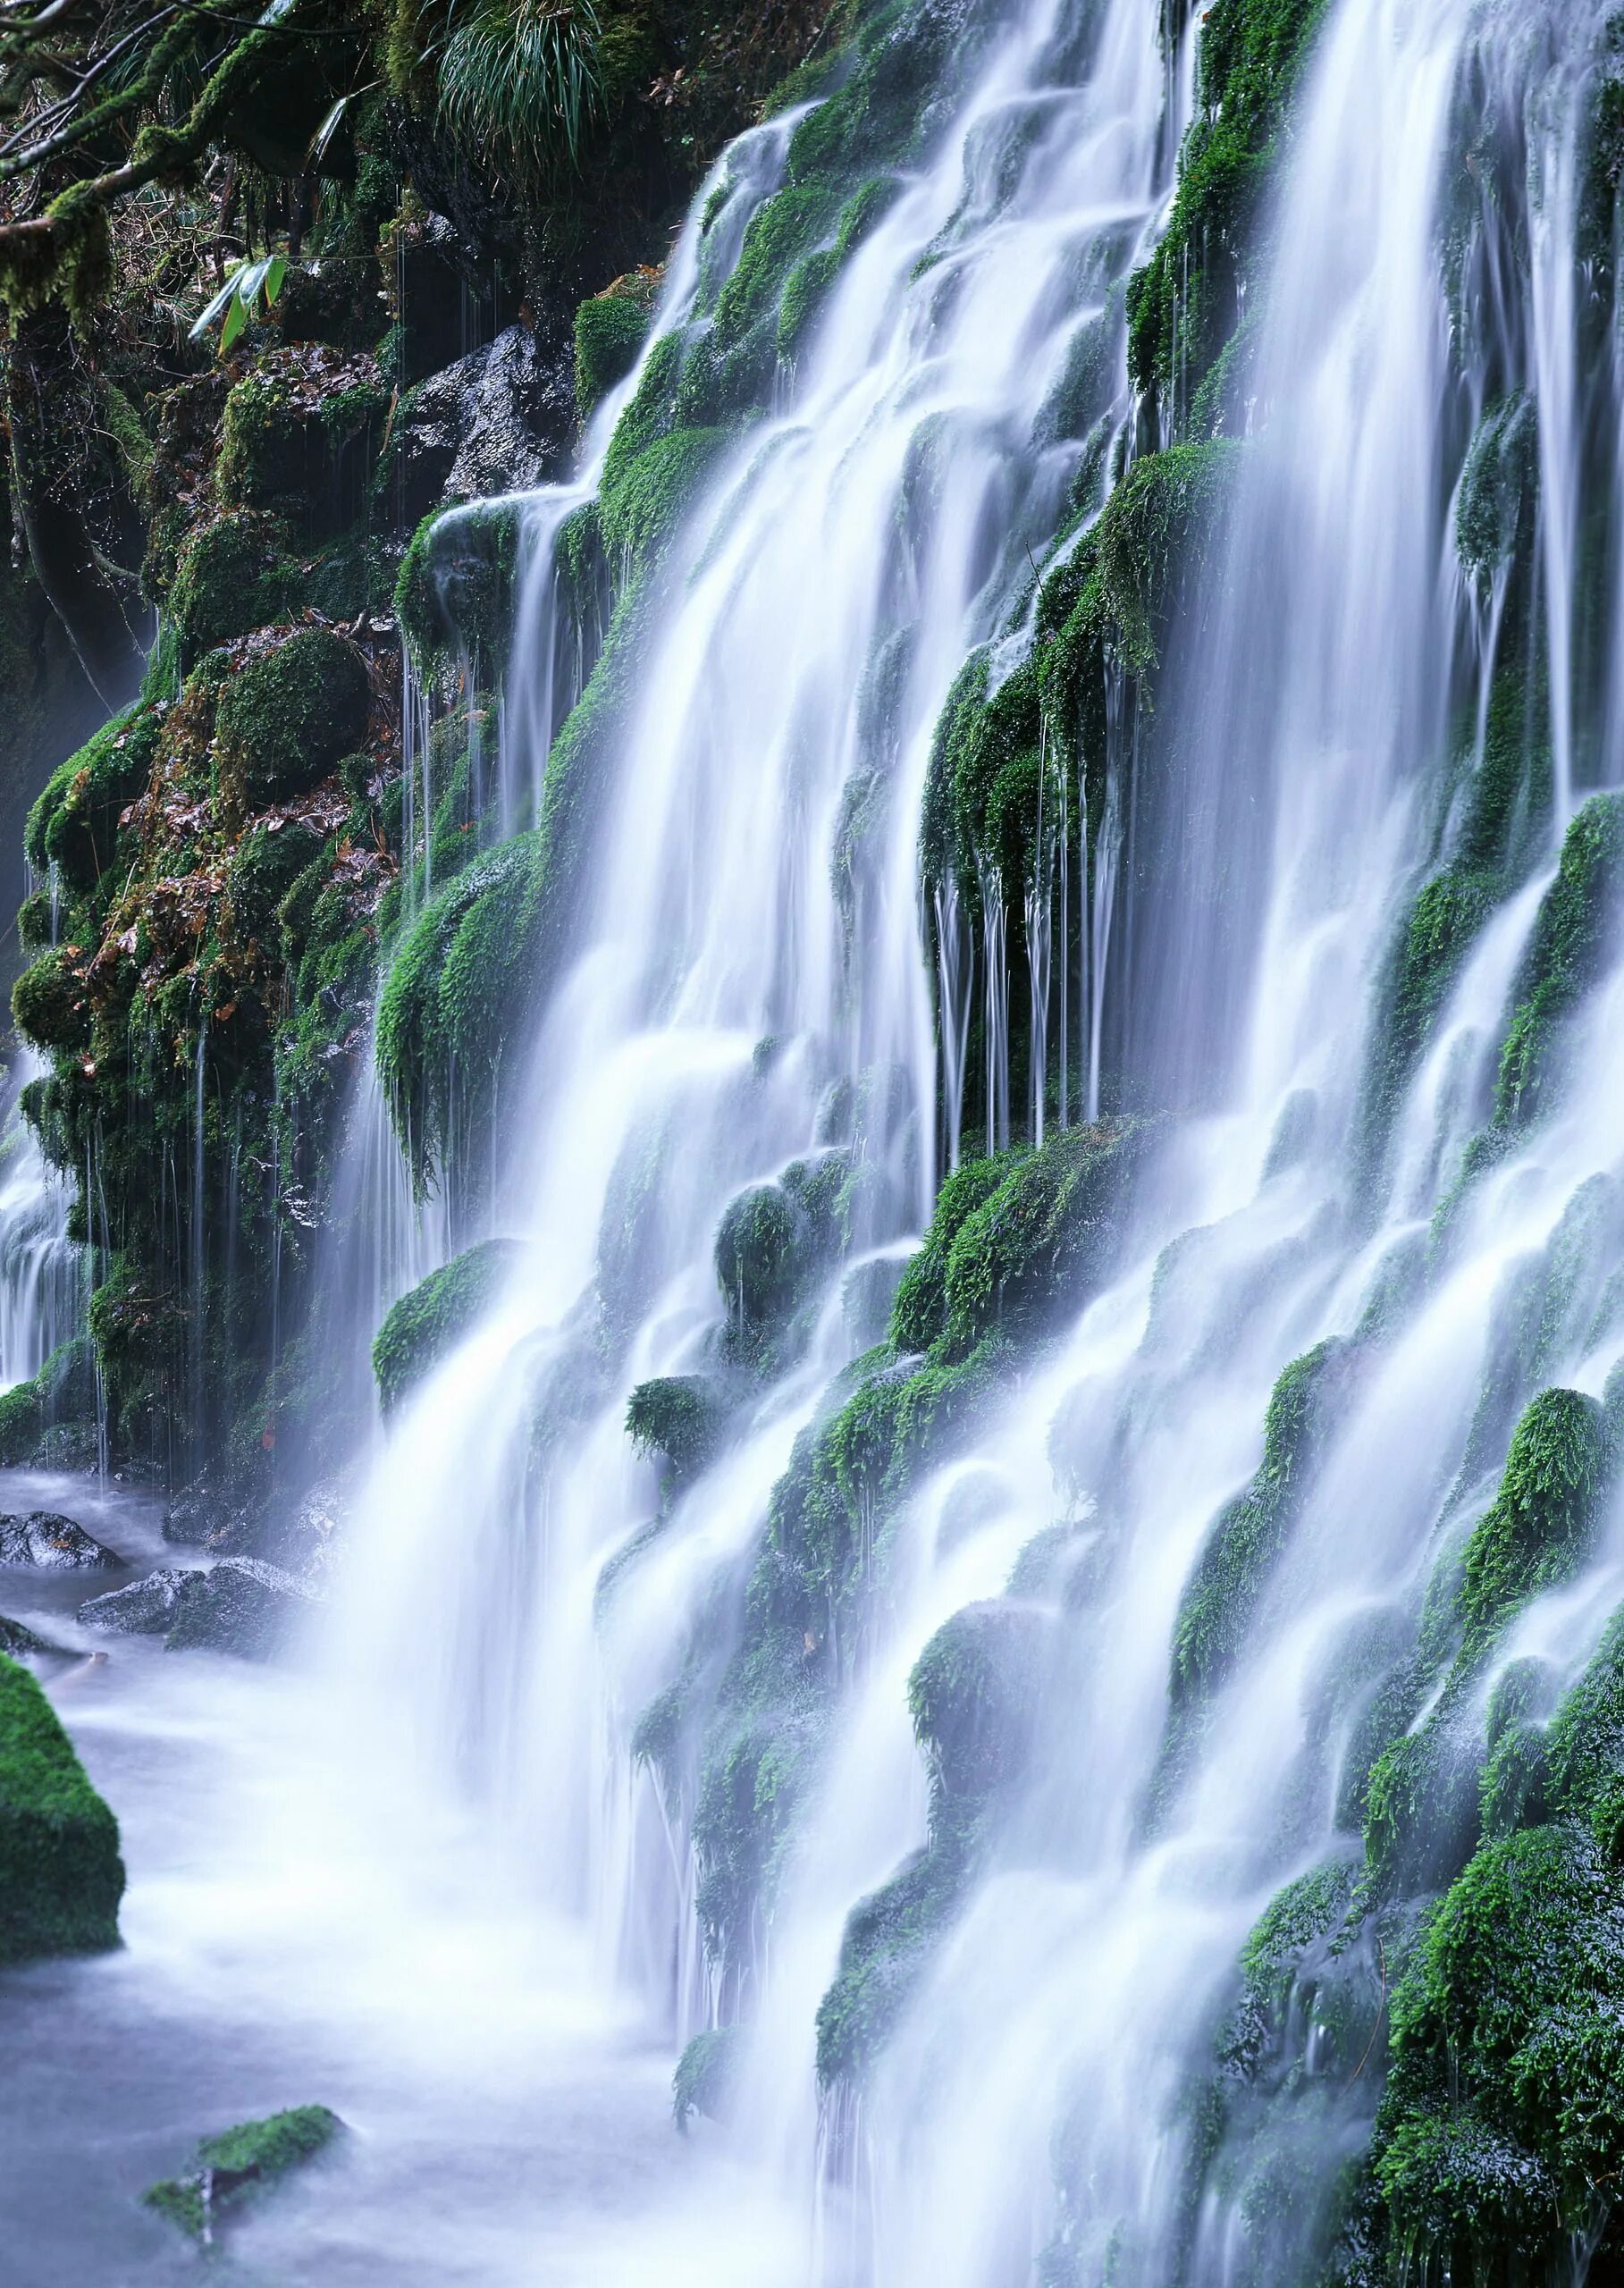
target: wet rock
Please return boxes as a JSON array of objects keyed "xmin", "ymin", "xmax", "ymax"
[
  {"xmin": 0, "ymin": 1613, "xmax": 63, "ymax": 1658},
  {"xmin": 78, "ymin": 1568, "xmax": 192, "ymax": 1636},
  {"xmin": 162, "ymin": 1482, "xmax": 259, "ymax": 1552},
  {"xmin": 164, "ymin": 1558, "xmax": 318, "ymax": 1661},
  {"xmin": 0, "ymin": 1512, "xmax": 120, "ymax": 1569},
  {"xmin": 256, "ymin": 1480, "xmax": 348, "ymax": 1584},
  {"xmin": 392, "ymin": 324, "xmax": 572, "ymax": 526},
  {"xmin": 144, "ymin": 2104, "xmax": 345, "ymax": 2243}
]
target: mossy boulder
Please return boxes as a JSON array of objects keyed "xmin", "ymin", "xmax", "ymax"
[
  {"xmin": 395, "ymin": 500, "xmax": 523, "ymax": 676},
  {"xmin": 372, "ymin": 1239, "xmax": 526, "ymax": 1415},
  {"xmin": 626, "ymin": 1375, "xmax": 729, "ymax": 1486},
  {"xmin": 214, "ymin": 627, "xmax": 371, "ymax": 812},
  {"xmin": 25, "ymin": 706, "xmax": 162, "ymax": 893},
  {"xmin": 1456, "ymin": 1388, "xmax": 1606, "ymax": 1660},
  {"xmin": 0, "ymin": 1652, "xmax": 123, "ymax": 1964},
  {"xmin": 13, "ymin": 949, "xmax": 90, "ymax": 1054},
  {"xmin": 167, "ymin": 511, "xmax": 295, "ymax": 665},
  {"xmin": 0, "ymin": 1338, "xmax": 96, "ymax": 1466},
  {"xmin": 575, "ymin": 281, "xmax": 654, "ymax": 418},
  {"xmin": 217, "ymin": 346, "xmax": 386, "ymax": 543},
  {"xmin": 672, "ymin": 2024, "xmax": 738, "ymax": 2132},
  {"xmin": 145, "ymin": 2104, "xmax": 344, "ymax": 2242}
]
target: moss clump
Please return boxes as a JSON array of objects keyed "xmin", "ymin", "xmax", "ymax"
[
  {"xmin": 575, "ymin": 282, "xmax": 653, "ymax": 418},
  {"xmin": 167, "ymin": 511, "xmax": 296, "ymax": 665},
  {"xmin": 889, "ymin": 1151, "xmax": 1022, "ymax": 1350},
  {"xmin": 215, "ymin": 627, "xmax": 372, "ymax": 812},
  {"xmin": 1456, "ymin": 1388, "xmax": 1605, "ymax": 1659},
  {"xmin": 0, "ymin": 1340, "xmax": 96, "ymax": 1468},
  {"xmin": 816, "ymin": 1602, "xmax": 1044, "ymax": 2085},
  {"xmin": 672, "ymin": 2025, "xmax": 737, "ymax": 2132},
  {"xmin": 1171, "ymin": 1339, "xmax": 1354, "ymax": 1712},
  {"xmin": 25, "ymin": 707, "xmax": 163, "ymax": 893},
  {"xmin": 216, "ymin": 348, "xmax": 386, "ymax": 540},
  {"xmin": 597, "ymin": 425, "xmax": 728, "ymax": 578},
  {"xmin": 375, "ymin": 833, "xmax": 547, "ymax": 1193},
  {"xmin": 1126, "ymin": 0, "xmax": 1331, "ymax": 425},
  {"xmin": 1456, "ymin": 394, "xmax": 1538, "ymax": 590},
  {"xmin": 0, "ymin": 1652, "xmax": 123, "ymax": 1964},
  {"xmin": 395, "ymin": 500, "xmax": 524, "ymax": 677},
  {"xmin": 13, "ymin": 950, "xmax": 92, "ymax": 1055},
  {"xmin": 145, "ymin": 2104, "xmax": 344, "ymax": 2242},
  {"xmin": 626, "ymin": 1375, "xmax": 728, "ymax": 1485},
  {"xmin": 1493, "ymin": 792, "xmax": 1624, "ymax": 1132},
  {"xmin": 714, "ymin": 1153, "xmax": 850, "ymax": 1361},
  {"xmin": 938, "ymin": 1121, "xmax": 1144, "ymax": 1361},
  {"xmin": 777, "ymin": 175, "xmax": 898, "ymax": 362},
  {"xmin": 372, "ymin": 1239, "xmax": 524, "ymax": 1415}
]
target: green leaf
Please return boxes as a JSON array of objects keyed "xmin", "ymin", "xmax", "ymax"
[
  {"xmin": 264, "ymin": 256, "xmax": 288, "ymax": 307},
  {"xmin": 220, "ymin": 295, "xmax": 248, "ymax": 354},
  {"xmin": 189, "ymin": 266, "xmax": 244, "ymax": 340}
]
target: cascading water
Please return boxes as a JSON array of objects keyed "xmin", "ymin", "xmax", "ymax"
[
  {"xmin": 21, "ymin": 0, "xmax": 1624, "ymax": 2282},
  {"xmin": 321, "ymin": 0, "xmax": 1624, "ymax": 2278},
  {"xmin": 0, "ymin": 1050, "xmax": 80, "ymax": 1389}
]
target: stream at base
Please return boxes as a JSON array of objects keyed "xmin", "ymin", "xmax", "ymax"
[{"xmin": 0, "ymin": 1472, "xmax": 803, "ymax": 2288}]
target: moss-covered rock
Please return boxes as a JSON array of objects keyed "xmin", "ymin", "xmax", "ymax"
[
  {"xmin": 672, "ymin": 2024, "xmax": 738, "ymax": 2132},
  {"xmin": 145, "ymin": 2104, "xmax": 344, "ymax": 2242},
  {"xmin": 0, "ymin": 1651, "xmax": 123, "ymax": 1964},
  {"xmin": 1127, "ymin": 0, "xmax": 1332, "ymax": 427},
  {"xmin": 13, "ymin": 948, "xmax": 91, "ymax": 1054},
  {"xmin": 25, "ymin": 706, "xmax": 162, "ymax": 893},
  {"xmin": 214, "ymin": 627, "xmax": 372, "ymax": 812},
  {"xmin": 375, "ymin": 835, "xmax": 547, "ymax": 1193},
  {"xmin": 372, "ymin": 1238, "xmax": 525, "ymax": 1414},
  {"xmin": 1493, "ymin": 792, "xmax": 1624, "ymax": 1133},
  {"xmin": 575, "ymin": 278, "xmax": 655, "ymax": 418},
  {"xmin": 167, "ymin": 510, "xmax": 296, "ymax": 666},
  {"xmin": 395, "ymin": 499, "xmax": 524, "ymax": 677},
  {"xmin": 626, "ymin": 1375, "xmax": 729, "ymax": 1486},
  {"xmin": 217, "ymin": 345, "xmax": 387, "ymax": 543}
]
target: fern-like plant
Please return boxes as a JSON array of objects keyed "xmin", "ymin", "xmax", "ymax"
[{"xmin": 435, "ymin": 0, "xmax": 604, "ymax": 184}]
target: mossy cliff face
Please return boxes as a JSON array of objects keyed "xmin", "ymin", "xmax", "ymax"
[{"xmin": 0, "ymin": 0, "xmax": 839, "ymax": 1501}]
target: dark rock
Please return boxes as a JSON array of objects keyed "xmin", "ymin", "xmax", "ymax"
[
  {"xmin": 163, "ymin": 1483, "xmax": 257, "ymax": 1551},
  {"xmin": 392, "ymin": 324, "xmax": 573, "ymax": 526},
  {"xmin": 164, "ymin": 1558, "xmax": 318, "ymax": 1661},
  {"xmin": 0, "ymin": 1613, "xmax": 63, "ymax": 1658},
  {"xmin": 79, "ymin": 1568, "xmax": 192, "ymax": 1636},
  {"xmin": 0, "ymin": 1512, "xmax": 121, "ymax": 1569}
]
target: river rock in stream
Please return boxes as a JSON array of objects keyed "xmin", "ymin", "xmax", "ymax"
[
  {"xmin": 164, "ymin": 1559, "xmax": 319, "ymax": 1661},
  {"xmin": 78, "ymin": 1569, "xmax": 191, "ymax": 1636},
  {"xmin": 0, "ymin": 1513, "xmax": 120, "ymax": 1569}
]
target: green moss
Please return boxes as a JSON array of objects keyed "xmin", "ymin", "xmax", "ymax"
[
  {"xmin": 145, "ymin": 2104, "xmax": 343, "ymax": 2243},
  {"xmin": 597, "ymin": 425, "xmax": 728, "ymax": 579},
  {"xmin": 167, "ymin": 512, "xmax": 296, "ymax": 665},
  {"xmin": 1126, "ymin": 0, "xmax": 1332, "ymax": 423},
  {"xmin": 575, "ymin": 289, "xmax": 652, "ymax": 418},
  {"xmin": 395, "ymin": 500, "xmax": 524, "ymax": 678},
  {"xmin": 0, "ymin": 1339, "xmax": 95, "ymax": 1468},
  {"xmin": 818, "ymin": 1601, "xmax": 1044, "ymax": 2085},
  {"xmin": 215, "ymin": 627, "xmax": 372, "ymax": 812},
  {"xmin": 890, "ymin": 1151, "xmax": 1022, "ymax": 1350},
  {"xmin": 714, "ymin": 1153, "xmax": 851, "ymax": 1362},
  {"xmin": 376, "ymin": 834, "xmax": 546, "ymax": 1191},
  {"xmin": 217, "ymin": 350, "xmax": 386, "ymax": 537},
  {"xmin": 1493, "ymin": 793, "xmax": 1624, "ymax": 1131},
  {"xmin": 1456, "ymin": 394, "xmax": 1538, "ymax": 590},
  {"xmin": 0, "ymin": 1652, "xmax": 123, "ymax": 1964},
  {"xmin": 938, "ymin": 1120, "xmax": 1144, "ymax": 1360},
  {"xmin": 13, "ymin": 950, "xmax": 91, "ymax": 1054},
  {"xmin": 672, "ymin": 2025, "xmax": 737, "ymax": 2132},
  {"xmin": 1171, "ymin": 1341, "xmax": 1354, "ymax": 1716},
  {"xmin": 626, "ymin": 1375, "xmax": 728, "ymax": 1485},
  {"xmin": 1457, "ymin": 1389, "xmax": 1605, "ymax": 1659},
  {"xmin": 372, "ymin": 1239, "xmax": 524, "ymax": 1414},
  {"xmin": 25, "ymin": 706, "xmax": 163, "ymax": 893}
]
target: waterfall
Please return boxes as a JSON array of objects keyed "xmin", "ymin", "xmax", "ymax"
[
  {"xmin": 0, "ymin": 1052, "xmax": 79, "ymax": 1390},
  {"xmin": 305, "ymin": 0, "xmax": 1624, "ymax": 2281}
]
